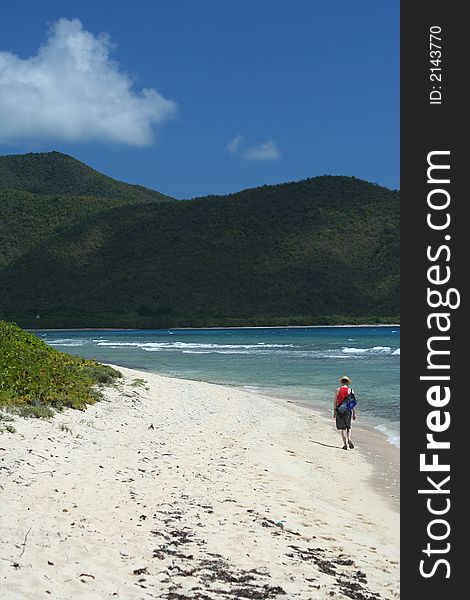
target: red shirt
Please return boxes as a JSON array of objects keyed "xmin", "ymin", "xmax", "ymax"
[{"xmin": 335, "ymin": 385, "xmax": 350, "ymax": 408}]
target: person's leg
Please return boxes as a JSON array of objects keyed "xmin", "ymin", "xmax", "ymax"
[
  {"xmin": 347, "ymin": 427, "xmax": 354, "ymax": 449},
  {"xmin": 341, "ymin": 429, "xmax": 348, "ymax": 449}
]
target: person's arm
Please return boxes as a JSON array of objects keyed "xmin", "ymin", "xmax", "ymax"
[
  {"xmin": 333, "ymin": 388, "xmax": 339, "ymax": 417},
  {"xmin": 350, "ymin": 387, "xmax": 357, "ymax": 420}
]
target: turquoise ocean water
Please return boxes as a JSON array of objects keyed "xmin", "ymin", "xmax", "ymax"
[{"xmin": 38, "ymin": 326, "xmax": 400, "ymax": 447}]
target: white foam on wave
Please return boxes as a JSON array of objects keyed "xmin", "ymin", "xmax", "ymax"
[
  {"xmin": 91, "ymin": 339, "xmax": 400, "ymax": 359},
  {"xmin": 48, "ymin": 339, "xmax": 88, "ymax": 347},
  {"xmin": 342, "ymin": 347, "xmax": 368, "ymax": 354},
  {"xmin": 392, "ymin": 348, "xmax": 400, "ymax": 355},
  {"xmin": 96, "ymin": 341, "xmax": 153, "ymax": 347},
  {"xmin": 94, "ymin": 341, "xmax": 295, "ymax": 351},
  {"xmin": 342, "ymin": 346, "xmax": 394, "ymax": 355},
  {"xmin": 375, "ymin": 424, "xmax": 400, "ymax": 448}
]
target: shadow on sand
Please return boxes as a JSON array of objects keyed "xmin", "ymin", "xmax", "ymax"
[{"xmin": 309, "ymin": 439, "xmax": 339, "ymax": 450}]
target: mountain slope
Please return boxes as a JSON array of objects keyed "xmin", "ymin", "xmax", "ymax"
[
  {"xmin": 0, "ymin": 189, "xmax": 157, "ymax": 268},
  {"xmin": 0, "ymin": 152, "xmax": 175, "ymax": 268},
  {"xmin": 0, "ymin": 151, "xmax": 173, "ymax": 202},
  {"xmin": 0, "ymin": 156, "xmax": 399, "ymax": 327}
]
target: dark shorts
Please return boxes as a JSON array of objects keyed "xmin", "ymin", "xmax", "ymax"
[{"xmin": 336, "ymin": 410, "xmax": 352, "ymax": 430}]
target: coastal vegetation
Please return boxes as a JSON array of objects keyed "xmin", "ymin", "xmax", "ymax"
[
  {"xmin": 0, "ymin": 320, "xmax": 121, "ymax": 417},
  {"xmin": 0, "ymin": 152, "xmax": 399, "ymax": 328}
]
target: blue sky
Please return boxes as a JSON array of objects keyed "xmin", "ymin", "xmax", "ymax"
[{"xmin": 0, "ymin": 1, "xmax": 399, "ymax": 198}]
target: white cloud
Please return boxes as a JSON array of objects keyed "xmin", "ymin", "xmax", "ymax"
[
  {"xmin": 226, "ymin": 135, "xmax": 281, "ymax": 161},
  {"xmin": 0, "ymin": 18, "xmax": 177, "ymax": 146},
  {"xmin": 226, "ymin": 134, "xmax": 244, "ymax": 155},
  {"xmin": 244, "ymin": 141, "xmax": 281, "ymax": 161}
]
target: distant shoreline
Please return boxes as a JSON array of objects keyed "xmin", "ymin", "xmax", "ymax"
[{"xmin": 31, "ymin": 323, "xmax": 400, "ymax": 332}]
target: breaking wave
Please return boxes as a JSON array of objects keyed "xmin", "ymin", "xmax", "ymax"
[{"xmin": 48, "ymin": 338, "xmax": 400, "ymax": 358}]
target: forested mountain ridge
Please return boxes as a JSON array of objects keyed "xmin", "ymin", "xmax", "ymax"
[
  {"xmin": 0, "ymin": 152, "xmax": 173, "ymax": 268},
  {"xmin": 0, "ymin": 152, "xmax": 399, "ymax": 328},
  {"xmin": 0, "ymin": 151, "xmax": 173, "ymax": 202}
]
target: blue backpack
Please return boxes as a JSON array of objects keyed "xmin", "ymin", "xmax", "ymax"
[{"xmin": 337, "ymin": 389, "xmax": 357, "ymax": 414}]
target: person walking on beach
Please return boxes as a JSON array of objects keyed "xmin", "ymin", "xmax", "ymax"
[{"xmin": 334, "ymin": 375, "xmax": 356, "ymax": 450}]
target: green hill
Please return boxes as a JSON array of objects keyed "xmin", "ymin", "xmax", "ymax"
[
  {"xmin": 0, "ymin": 151, "xmax": 172, "ymax": 202},
  {"xmin": 0, "ymin": 152, "xmax": 399, "ymax": 328},
  {"xmin": 0, "ymin": 189, "xmax": 159, "ymax": 268},
  {"xmin": 0, "ymin": 152, "xmax": 174, "ymax": 268}
]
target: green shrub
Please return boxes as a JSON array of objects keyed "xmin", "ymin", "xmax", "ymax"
[{"xmin": 0, "ymin": 320, "xmax": 121, "ymax": 413}]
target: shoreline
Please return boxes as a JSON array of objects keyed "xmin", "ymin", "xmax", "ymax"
[
  {"xmin": 97, "ymin": 362, "xmax": 401, "ymax": 458},
  {"xmin": 100, "ymin": 362, "xmax": 401, "ymax": 485},
  {"xmin": 1, "ymin": 365, "xmax": 399, "ymax": 599},
  {"xmin": 242, "ymin": 391, "xmax": 400, "ymax": 511},
  {"xmin": 30, "ymin": 323, "xmax": 400, "ymax": 332}
]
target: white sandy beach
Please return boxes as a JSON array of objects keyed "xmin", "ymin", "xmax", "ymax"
[{"xmin": 0, "ymin": 366, "xmax": 399, "ymax": 599}]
